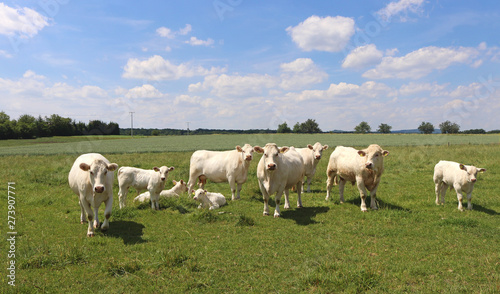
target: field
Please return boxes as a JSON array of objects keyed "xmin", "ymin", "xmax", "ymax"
[{"xmin": 1, "ymin": 134, "xmax": 499, "ymax": 293}]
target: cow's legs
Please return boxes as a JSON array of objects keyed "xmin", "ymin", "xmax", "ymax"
[
  {"xmin": 274, "ymin": 188, "xmax": 284, "ymax": 218},
  {"xmin": 454, "ymin": 185, "xmax": 464, "ymax": 211},
  {"xmin": 236, "ymin": 183, "xmax": 243, "ymax": 200},
  {"xmin": 79, "ymin": 199, "xmax": 87, "ymax": 224},
  {"xmin": 356, "ymin": 176, "xmax": 369, "ymax": 212},
  {"xmin": 92, "ymin": 198, "xmax": 100, "ymax": 229},
  {"xmin": 118, "ymin": 186, "xmax": 128, "ymax": 209},
  {"xmin": 101, "ymin": 194, "xmax": 112, "ymax": 231},
  {"xmin": 80, "ymin": 195, "xmax": 95, "ymax": 237},
  {"xmin": 228, "ymin": 176, "xmax": 237, "ymax": 200},
  {"xmin": 296, "ymin": 182, "xmax": 303, "ymax": 208},
  {"xmin": 284, "ymin": 189, "xmax": 291, "ymax": 209},
  {"xmin": 466, "ymin": 192, "xmax": 473, "ymax": 210},
  {"xmin": 338, "ymin": 178, "xmax": 346, "ymax": 204},
  {"xmin": 369, "ymin": 184, "xmax": 379, "ymax": 210},
  {"xmin": 259, "ymin": 181, "xmax": 270, "ymax": 216},
  {"xmin": 306, "ymin": 176, "xmax": 312, "ymax": 193},
  {"xmin": 325, "ymin": 171, "xmax": 335, "ymax": 201},
  {"xmin": 434, "ymin": 182, "xmax": 442, "ymax": 205}
]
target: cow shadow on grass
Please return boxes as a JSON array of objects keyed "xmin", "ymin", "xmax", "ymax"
[
  {"xmin": 280, "ymin": 206, "xmax": 330, "ymax": 226},
  {"xmin": 103, "ymin": 221, "xmax": 147, "ymax": 245},
  {"xmin": 471, "ymin": 204, "xmax": 499, "ymax": 216},
  {"xmin": 345, "ymin": 197, "xmax": 411, "ymax": 212}
]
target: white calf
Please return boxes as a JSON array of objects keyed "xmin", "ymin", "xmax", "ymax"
[
  {"xmin": 433, "ymin": 160, "xmax": 486, "ymax": 211},
  {"xmin": 192, "ymin": 189, "xmax": 227, "ymax": 210},
  {"xmin": 134, "ymin": 180, "xmax": 188, "ymax": 203},
  {"xmin": 296, "ymin": 142, "xmax": 328, "ymax": 192},
  {"xmin": 68, "ymin": 153, "xmax": 118, "ymax": 237},
  {"xmin": 118, "ymin": 166, "xmax": 174, "ymax": 210}
]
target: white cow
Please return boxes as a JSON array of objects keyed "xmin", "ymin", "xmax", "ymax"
[
  {"xmin": 433, "ymin": 160, "xmax": 486, "ymax": 211},
  {"xmin": 68, "ymin": 153, "xmax": 118, "ymax": 237},
  {"xmin": 255, "ymin": 144, "xmax": 305, "ymax": 217},
  {"xmin": 134, "ymin": 179, "xmax": 188, "ymax": 203},
  {"xmin": 187, "ymin": 144, "xmax": 255, "ymax": 200},
  {"xmin": 326, "ymin": 144, "xmax": 389, "ymax": 211},
  {"xmin": 192, "ymin": 189, "xmax": 227, "ymax": 210},
  {"xmin": 118, "ymin": 166, "xmax": 175, "ymax": 210},
  {"xmin": 296, "ymin": 142, "xmax": 329, "ymax": 192}
]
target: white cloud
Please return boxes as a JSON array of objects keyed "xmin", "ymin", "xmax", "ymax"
[
  {"xmin": 0, "ymin": 3, "xmax": 50, "ymax": 38},
  {"xmin": 189, "ymin": 74, "xmax": 279, "ymax": 97},
  {"xmin": 125, "ymin": 84, "xmax": 164, "ymax": 99},
  {"xmin": 286, "ymin": 15, "xmax": 355, "ymax": 52},
  {"xmin": 185, "ymin": 36, "xmax": 214, "ymax": 46},
  {"xmin": 399, "ymin": 82, "xmax": 449, "ymax": 96},
  {"xmin": 363, "ymin": 46, "xmax": 480, "ymax": 79},
  {"xmin": 289, "ymin": 81, "xmax": 397, "ymax": 102},
  {"xmin": 342, "ymin": 44, "xmax": 384, "ymax": 69},
  {"xmin": 178, "ymin": 24, "xmax": 192, "ymax": 35},
  {"xmin": 376, "ymin": 0, "xmax": 425, "ymax": 22},
  {"xmin": 157, "ymin": 24, "xmax": 192, "ymax": 39},
  {"xmin": 279, "ymin": 58, "xmax": 328, "ymax": 90},
  {"xmin": 0, "ymin": 50, "xmax": 13, "ymax": 58},
  {"xmin": 122, "ymin": 55, "xmax": 226, "ymax": 80}
]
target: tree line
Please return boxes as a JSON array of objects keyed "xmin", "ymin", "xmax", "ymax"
[{"xmin": 0, "ymin": 112, "xmax": 119, "ymax": 140}]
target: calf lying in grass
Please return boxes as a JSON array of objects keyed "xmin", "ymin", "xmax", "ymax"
[
  {"xmin": 192, "ymin": 189, "xmax": 227, "ymax": 210},
  {"xmin": 134, "ymin": 180, "xmax": 188, "ymax": 203}
]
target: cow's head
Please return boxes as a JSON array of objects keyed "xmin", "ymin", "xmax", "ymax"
[
  {"xmin": 357, "ymin": 144, "xmax": 389, "ymax": 171},
  {"xmin": 173, "ymin": 179, "xmax": 188, "ymax": 193},
  {"xmin": 154, "ymin": 166, "xmax": 175, "ymax": 181},
  {"xmin": 308, "ymin": 142, "xmax": 329, "ymax": 160},
  {"xmin": 192, "ymin": 189, "xmax": 207, "ymax": 201},
  {"xmin": 79, "ymin": 160, "xmax": 118, "ymax": 194},
  {"xmin": 236, "ymin": 144, "xmax": 255, "ymax": 161},
  {"xmin": 460, "ymin": 164, "xmax": 486, "ymax": 183},
  {"xmin": 255, "ymin": 143, "xmax": 289, "ymax": 171}
]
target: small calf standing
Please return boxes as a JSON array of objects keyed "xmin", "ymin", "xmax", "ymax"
[
  {"xmin": 134, "ymin": 180, "xmax": 188, "ymax": 203},
  {"xmin": 433, "ymin": 160, "xmax": 486, "ymax": 211},
  {"xmin": 296, "ymin": 142, "xmax": 328, "ymax": 192},
  {"xmin": 192, "ymin": 189, "xmax": 227, "ymax": 210},
  {"xmin": 118, "ymin": 166, "xmax": 174, "ymax": 210},
  {"xmin": 68, "ymin": 153, "xmax": 118, "ymax": 237}
]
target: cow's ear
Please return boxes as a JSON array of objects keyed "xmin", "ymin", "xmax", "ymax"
[
  {"xmin": 107, "ymin": 163, "xmax": 118, "ymax": 171},
  {"xmin": 357, "ymin": 150, "xmax": 366, "ymax": 157},
  {"xmin": 169, "ymin": 166, "xmax": 175, "ymax": 171},
  {"xmin": 323, "ymin": 145, "xmax": 329, "ymax": 150},
  {"xmin": 79, "ymin": 163, "xmax": 91, "ymax": 171},
  {"xmin": 172, "ymin": 180, "xmax": 177, "ymax": 185},
  {"xmin": 459, "ymin": 164, "xmax": 466, "ymax": 171},
  {"xmin": 204, "ymin": 189, "xmax": 207, "ymax": 193},
  {"xmin": 382, "ymin": 150, "xmax": 389, "ymax": 157},
  {"xmin": 180, "ymin": 179, "xmax": 185, "ymax": 184},
  {"xmin": 236, "ymin": 145, "xmax": 243, "ymax": 152},
  {"xmin": 153, "ymin": 167, "xmax": 160, "ymax": 172},
  {"xmin": 254, "ymin": 146, "xmax": 264, "ymax": 153},
  {"xmin": 308, "ymin": 144, "xmax": 313, "ymax": 150},
  {"xmin": 479, "ymin": 168, "xmax": 486, "ymax": 173},
  {"xmin": 280, "ymin": 146, "xmax": 289, "ymax": 153},
  {"xmin": 191, "ymin": 189, "xmax": 195, "ymax": 195}
]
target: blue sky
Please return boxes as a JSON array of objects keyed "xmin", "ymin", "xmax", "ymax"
[{"xmin": 1, "ymin": 0, "xmax": 499, "ymax": 131}]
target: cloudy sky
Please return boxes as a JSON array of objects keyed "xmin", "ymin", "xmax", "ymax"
[{"xmin": 1, "ymin": 0, "xmax": 499, "ymax": 131}]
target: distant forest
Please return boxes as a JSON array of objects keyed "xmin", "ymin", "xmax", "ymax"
[{"xmin": 0, "ymin": 112, "xmax": 119, "ymax": 140}]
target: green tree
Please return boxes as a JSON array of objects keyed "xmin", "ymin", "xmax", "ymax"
[
  {"xmin": 277, "ymin": 122, "xmax": 292, "ymax": 133},
  {"xmin": 300, "ymin": 119, "xmax": 322, "ymax": 133},
  {"xmin": 0, "ymin": 111, "xmax": 15, "ymax": 139},
  {"xmin": 418, "ymin": 122, "xmax": 435, "ymax": 134},
  {"xmin": 354, "ymin": 121, "xmax": 371, "ymax": 134},
  {"xmin": 439, "ymin": 120, "xmax": 460, "ymax": 134},
  {"xmin": 292, "ymin": 122, "xmax": 302, "ymax": 133},
  {"xmin": 16, "ymin": 114, "xmax": 37, "ymax": 139},
  {"xmin": 377, "ymin": 123, "xmax": 392, "ymax": 133}
]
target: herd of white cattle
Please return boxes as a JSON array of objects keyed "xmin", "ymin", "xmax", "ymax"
[{"xmin": 68, "ymin": 143, "xmax": 486, "ymax": 236}]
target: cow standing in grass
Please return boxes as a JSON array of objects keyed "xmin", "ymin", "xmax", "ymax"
[
  {"xmin": 68, "ymin": 153, "xmax": 118, "ymax": 237},
  {"xmin": 255, "ymin": 144, "xmax": 304, "ymax": 217},
  {"xmin": 326, "ymin": 144, "xmax": 389, "ymax": 211},
  {"xmin": 433, "ymin": 160, "xmax": 486, "ymax": 211},
  {"xmin": 296, "ymin": 142, "xmax": 328, "ymax": 192},
  {"xmin": 187, "ymin": 144, "xmax": 255, "ymax": 200}
]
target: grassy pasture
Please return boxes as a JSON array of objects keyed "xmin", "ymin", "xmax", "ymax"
[{"xmin": 0, "ymin": 135, "xmax": 499, "ymax": 293}]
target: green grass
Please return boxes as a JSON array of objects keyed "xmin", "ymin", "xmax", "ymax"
[
  {"xmin": 0, "ymin": 133, "xmax": 499, "ymax": 156},
  {"xmin": 0, "ymin": 137, "xmax": 499, "ymax": 293}
]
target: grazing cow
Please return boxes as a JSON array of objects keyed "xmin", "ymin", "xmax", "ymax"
[
  {"xmin": 68, "ymin": 153, "xmax": 118, "ymax": 237},
  {"xmin": 433, "ymin": 160, "xmax": 486, "ymax": 211},
  {"xmin": 255, "ymin": 144, "xmax": 305, "ymax": 217},
  {"xmin": 187, "ymin": 144, "xmax": 255, "ymax": 200},
  {"xmin": 134, "ymin": 180, "xmax": 188, "ymax": 203},
  {"xmin": 326, "ymin": 144, "xmax": 389, "ymax": 211},
  {"xmin": 118, "ymin": 166, "xmax": 175, "ymax": 210},
  {"xmin": 296, "ymin": 142, "xmax": 329, "ymax": 192},
  {"xmin": 192, "ymin": 189, "xmax": 227, "ymax": 210}
]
